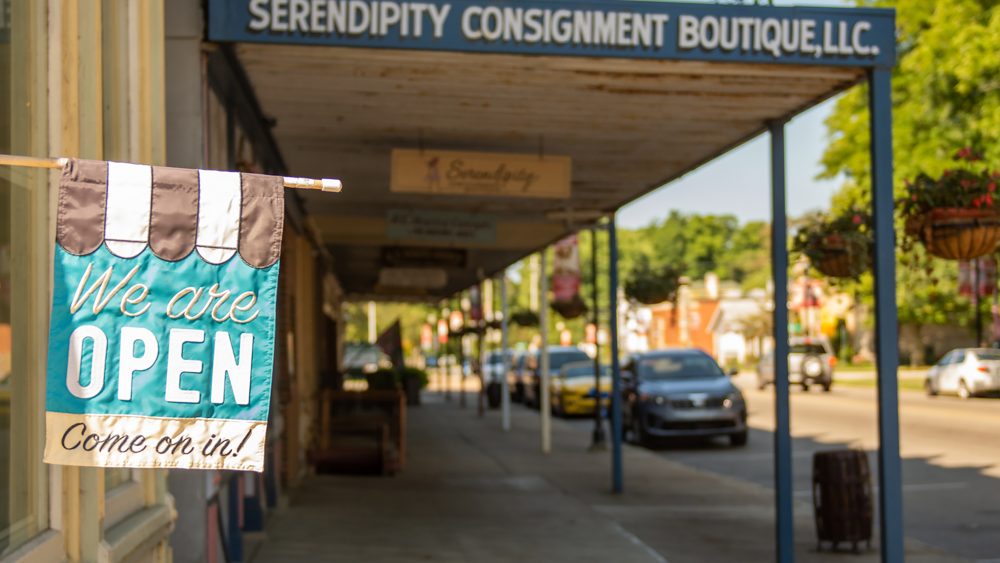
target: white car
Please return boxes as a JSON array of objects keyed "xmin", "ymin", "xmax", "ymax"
[{"xmin": 925, "ymin": 348, "xmax": 1000, "ymax": 399}]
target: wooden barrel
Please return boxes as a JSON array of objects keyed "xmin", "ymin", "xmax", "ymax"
[{"xmin": 812, "ymin": 449, "xmax": 873, "ymax": 552}]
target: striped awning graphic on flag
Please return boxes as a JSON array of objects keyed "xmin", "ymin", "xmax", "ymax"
[{"xmin": 57, "ymin": 159, "xmax": 284, "ymax": 268}]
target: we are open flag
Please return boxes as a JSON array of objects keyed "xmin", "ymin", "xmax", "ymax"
[{"xmin": 44, "ymin": 159, "xmax": 283, "ymax": 472}]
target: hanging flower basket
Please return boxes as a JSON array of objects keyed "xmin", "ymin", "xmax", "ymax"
[
  {"xmin": 511, "ymin": 310, "xmax": 539, "ymax": 327},
  {"xmin": 485, "ymin": 319, "xmax": 502, "ymax": 330},
  {"xmin": 900, "ymin": 148, "xmax": 1000, "ymax": 262},
  {"xmin": 912, "ymin": 208, "xmax": 1000, "ymax": 261},
  {"xmin": 624, "ymin": 257, "xmax": 681, "ymax": 305},
  {"xmin": 793, "ymin": 212, "xmax": 871, "ymax": 279},
  {"xmin": 551, "ymin": 295, "xmax": 588, "ymax": 319}
]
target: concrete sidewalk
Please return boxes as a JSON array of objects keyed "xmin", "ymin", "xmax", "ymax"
[{"xmin": 251, "ymin": 393, "xmax": 964, "ymax": 563}]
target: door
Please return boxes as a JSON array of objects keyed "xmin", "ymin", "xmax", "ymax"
[{"xmin": 940, "ymin": 350, "xmax": 965, "ymax": 393}]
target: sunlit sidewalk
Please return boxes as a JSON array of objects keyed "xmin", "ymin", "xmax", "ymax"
[{"xmin": 250, "ymin": 393, "xmax": 963, "ymax": 563}]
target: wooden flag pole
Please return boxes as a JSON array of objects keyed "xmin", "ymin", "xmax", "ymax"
[{"xmin": 0, "ymin": 153, "xmax": 343, "ymax": 193}]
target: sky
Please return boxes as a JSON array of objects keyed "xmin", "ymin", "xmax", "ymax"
[{"xmin": 618, "ymin": 0, "xmax": 852, "ymax": 228}]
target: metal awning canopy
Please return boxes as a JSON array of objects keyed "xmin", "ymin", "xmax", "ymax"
[
  {"xmin": 237, "ymin": 46, "xmax": 863, "ymax": 298},
  {"xmin": 209, "ymin": 0, "xmax": 894, "ymax": 301},
  {"xmin": 209, "ymin": 3, "xmax": 904, "ymax": 561}
]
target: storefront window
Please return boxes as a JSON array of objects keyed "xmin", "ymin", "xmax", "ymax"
[{"xmin": 0, "ymin": 0, "xmax": 47, "ymax": 555}]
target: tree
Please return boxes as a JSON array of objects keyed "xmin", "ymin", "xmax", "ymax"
[{"xmin": 819, "ymin": 0, "xmax": 999, "ymax": 336}]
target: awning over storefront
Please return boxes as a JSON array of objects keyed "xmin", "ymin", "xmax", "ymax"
[
  {"xmin": 205, "ymin": 3, "xmax": 905, "ymax": 561},
  {"xmin": 207, "ymin": 0, "xmax": 893, "ymax": 300}
]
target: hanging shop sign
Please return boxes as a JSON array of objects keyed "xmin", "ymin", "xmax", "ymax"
[
  {"xmin": 381, "ymin": 246, "xmax": 467, "ymax": 268},
  {"xmin": 207, "ymin": 0, "xmax": 895, "ymax": 68},
  {"xmin": 44, "ymin": 160, "xmax": 283, "ymax": 472},
  {"xmin": 390, "ymin": 149, "xmax": 571, "ymax": 199},
  {"xmin": 387, "ymin": 208, "xmax": 497, "ymax": 244},
  {"xmin": 552, "ymin": 235, "xmax": 581, "ymax": 303}
]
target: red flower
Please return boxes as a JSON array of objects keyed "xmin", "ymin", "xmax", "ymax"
[
  {"xmin": 852, "ymin": 214, "xmax": 863, "ymax": 225},
  {"xmin": 989, "ymin": 182, "xmax": 997, "ymax": 193}
]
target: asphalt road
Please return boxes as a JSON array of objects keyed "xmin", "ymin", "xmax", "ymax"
[{"xmin": 567, "ymin": 372, "xmax": 1000, "ymax": 561}]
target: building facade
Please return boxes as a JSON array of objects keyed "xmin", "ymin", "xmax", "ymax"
[{"xmin": 2, "ymin": 2, "xmax": 344, "ymax": 561}]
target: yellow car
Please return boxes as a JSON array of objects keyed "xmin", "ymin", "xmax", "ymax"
[{"xmin": 551, "ymin": 362, "xmax": 612, "ymax": 417}]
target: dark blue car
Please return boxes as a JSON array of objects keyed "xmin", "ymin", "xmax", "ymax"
[{"xmin": 622, "ymin": 349, "xmax": 748, "ymax": 447}]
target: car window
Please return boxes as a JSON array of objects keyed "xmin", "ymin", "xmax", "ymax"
[
  {"xmin": 563, "ymin": 365, "xmax": 610, "ymax": 378},
  {"xmin": 549, "ymin": 350, "xmax": 591, "ymax": 371},
  {"xmin": 974, "ymin": 350, "xmax": 1000, "ymax": 361},
  {"xmin": 789, "ymin": 344, "xmax": 827, "ymax": 355},
  {"xmin": 937, "ymin": 351, "xmax": 955, "ymax": 366},
  {"xmin": 638, "ymin": 353, "xmax": 725, "ymax": 381},
  {"xmin": 955, "ymin": 351, "xmax": 967, "ymax": 364}
]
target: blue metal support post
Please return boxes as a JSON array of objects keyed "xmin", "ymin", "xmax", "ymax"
[
  {"xmin": 869, "ymin": 66, "xmax": 904, "ymax": 563},
  {"xmin": 608, "ymin": 215, "xmax": 623, "ymax": 493},
  {"xmin": 769, "ymin": 120, "xmax": 794, "ymax": 563}
]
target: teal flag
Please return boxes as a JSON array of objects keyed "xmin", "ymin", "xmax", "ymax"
[{"xmin": 44, "ymin": 159, "xmax": 283, "ymax": 472}]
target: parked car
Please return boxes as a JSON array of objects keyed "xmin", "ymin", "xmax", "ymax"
[
  {"xmin": 925, "ymin": 348, "xmax": 1000, "ymax": 399},
  {"xmin": 482, "ymin": 351, "xmax": 507, "ymax": 384},
  {"xmin": 756, "ymin": 337, "xmax": 835, "ymax": 392},
  {"xmin": 550, "ymin": 362, "xmax": 611, "ymax": 417},
  {"xmin": 622, "ymin": 349, "xmax": 747, "ymax": 447},
  {"xmin": 507, "ymin": 351, "xmax": 527, "ymax": 403},
  {"xmin": 522, "ymin": 346, "xmax": 592, "ymax": 408},
  {"xmin": 344, "ymin": 342, "xmax": 391, "ymax": 378}
]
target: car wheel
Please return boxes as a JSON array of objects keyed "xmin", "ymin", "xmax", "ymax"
[
  {"xmin": 821, "ymin": 379, "xmax": 832, "ymax": 393},
  {"xmin": 801, "ymin": 381, "xmax": 810, "ymax": 392},
  {"xmin": 513, "ymin": 382, "xmax": 524, "ymax": 403},
  {"xmin": 958, "ymin": 380, "xmax": 972, "ymax": 400},
  {"xmin": 925, "ymin": 378, "xmax": 938, "ymax": 397},
  {"xmin": 757, "ymin": 377, "xmax": 768, "ymax": 391},
  {"xmin": 729, "ymin": 431, "xmax": 748, "ymax": 447}
]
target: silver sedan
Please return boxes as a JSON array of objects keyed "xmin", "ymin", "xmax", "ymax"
[{"xmin": 925, "ymin": 348, "xmax": 1000, "ymax": 399}]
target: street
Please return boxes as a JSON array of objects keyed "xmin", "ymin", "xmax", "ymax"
[{"xmin": 566, "ymin": 372, "xmax": 1000, "ymax": 561}]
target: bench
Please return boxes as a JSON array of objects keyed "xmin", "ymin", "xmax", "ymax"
[{"xmin": 311, "ymin": 390, "xmax": 406, "ymax": 475}]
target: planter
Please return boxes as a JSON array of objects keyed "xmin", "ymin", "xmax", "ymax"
[
  {"xmin": 810, "ymin": 234, "xmax": 868, "ymax": 279},
  {"xmin": 551, "ymin": 295, "xmax": 588, "ymax": 319},
  {"xmin": 402, "ymin": 374, "xmax": 421, "ymax": 406},
  {"xmin": 915, "ymin": 208, "xmax": 1000, "ymax": 260},
  {"xmin": 511, "ymin": 310, "xmax": 539, "ymax": 327},
  {"xmin": 626, "ymin": 288, "xmax": 675, "ymax": 306}
]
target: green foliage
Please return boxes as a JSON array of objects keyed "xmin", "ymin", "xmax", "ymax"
[
  {"xmin": 791, "ymin": 211, "xmax": 871, "ymax": 279},
  {"xmin": 510, "ymin": 310, "xmax": 539, "ymax": 326},
  {"xmin": 821, "ymin": 0, "xmax": 1000, "ymax": 327},
  {"xmin": 822, "ymin": 1, "xmax": 1000, "ymax": 207},
  {"xmin": 900, "ymin": 149, "xmax": 1000, "ymax": 217},
  {"xmin": 624, "ymin": 255, "xmax": 682, "ymax": 305},
  {"xmin": 368, "ymin": 367, "xmax": 430, "ymax": 390},
  {"xmin": 344, "ymin": 301, "xmax": 438, "ymax": 357}
]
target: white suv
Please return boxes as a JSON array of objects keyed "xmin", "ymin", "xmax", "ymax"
[{"xmin": 756, "ymin": 337, "xmax": 835, "ymax": 392}]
